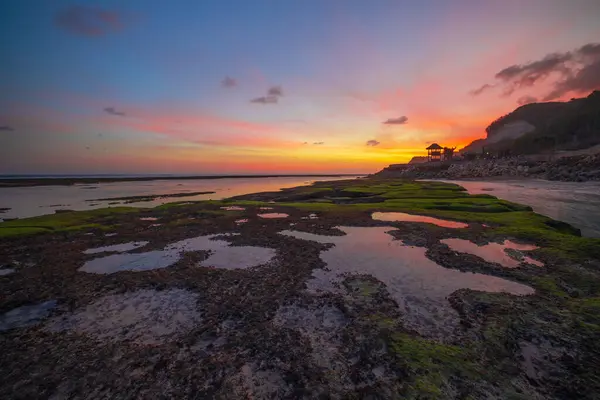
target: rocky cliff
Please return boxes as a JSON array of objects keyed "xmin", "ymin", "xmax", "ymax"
[{"xmin": 462, "ymin": 90, "xmax": 600, "ymax": 155}]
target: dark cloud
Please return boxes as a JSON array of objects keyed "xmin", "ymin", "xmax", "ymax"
[
  {"xmin": 313, "ymin": 142, "xmax": 324, "ymax": 145},
  {"xmin": 250, "ymin": 96, "xmax": 278, "ymax": 104},
  {"xmin": 55, "ymin": 5, "xmax": 122, "ymax": 37},
  {"xmin": 383, "ymin": 116, "xmax": 408, "ymax": 125},
  {"xmin": 366, "ymin": 139, "xmax": 380, "ymax": 146},
  {"xmin": 267, "ymin": 86, "xmax": 283, "ymax": 97},
  {"xmin": 221, "ymin": 76, "xmax": 237, "ymax": 88},
  {"xmin": 251, "ymin": 85, "xmax": 283, "ymax": 104},
  {"xmin": 470, "ymin": 83, "xmax": 494, "ymax": 96},
  {"xmin": 104, "ymin": 107, "xmax": 126, "ymax": 117},
  {"xmin": 303, "ymin": 142, "xmax": 308, "ymax": 145},
  {"xmin": 472, "ymin": 43, "xmax": 600, "ymax": 100},
  {"xmin": 0, "ymin": 125, "xmax": 14, "ymax": 131},
  {"xmin": 517, "ymin": 95, "xmax": 538, "ymax": 106}
]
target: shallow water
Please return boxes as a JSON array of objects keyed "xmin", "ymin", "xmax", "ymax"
[
  {"xmin": 0, "ymin": 300, "xmax": 57, "ymax": 331},
  {"xmin": 441, "ymin": 238, "xmax": 543, "ymax": 268},
  {"xmin": 0, "ymin": 176, "xmax": 360, "ymax": 220},
  {"xmin": 45, "ymin": 289, "xmax": 202, "ymax": 344},
  {"xmin": 280, "ymin": 226, "xmax": 533, "ymax": 339},
  {"xmin": 439, "ymin": 179, "xmax": 600, "ymax": 237},
  {"xmin": 0, "ymin": 268, "xmax": 15, "ymax": 276},
  {"xmin": 372, "ymin": 212, "xmax": 468, "ymax": 228},
  {"xmin": 80, "ymin": 234, "xmax": 276, "ymax": 274},
  {"xmin": 139, "ymin": 217, "xmax": 158, "ymax": 221},
  {"xmin": 83, "ymin": 241, "xmax": 149, "ymax": 255},
  {"xmin": 258, "ymin": 213, "xmax": 289, "ymax": 219},
  {"xmin": 221, "ymin": 206, "xmax": 246, "ymax": 211}
]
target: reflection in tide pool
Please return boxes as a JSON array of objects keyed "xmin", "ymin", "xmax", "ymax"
[
  {"xmin": 0, "ymin": 300, "xmax": 57, "ymax": 332},
  {"xmin": 441, "ymin": 239, "xmax": 543, "ymax": 268},
  {"xmin": 280, "ymin": 226, "xmax": 533, "ymax": 339},
  {"xmin": 221, "ymin": 206, "xmax": 245, "ymax": 211},
  {"xmin": 258, "ymin": 213, "xmax": 289, "ymax": 219},
  {"xmin": 83, "ymin": 241, "xmax": 149, "ymax": 255},
  {"xmin": 372, "ymin": 212, "xmax": 468, "ymax": 228},
  {"xmin": 80, "ymin": 234, "xmax": 276, "ymax": 274},
  {"xmin": 439, "ymin": 179, "xmax": 600, "ymax": 238}
]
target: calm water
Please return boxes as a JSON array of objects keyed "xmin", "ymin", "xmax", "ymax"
[
  {"xmin": 440, "ymin": 179, "xmax": 600, "ymax": 238},
  {"xmin": 0, "ymin": 176, "xmax": 360, "ymax": 220}
]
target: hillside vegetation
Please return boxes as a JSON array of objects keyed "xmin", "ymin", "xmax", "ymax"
[{"xmin": 463, "ymin": 90, "xmax": 600, "ymax": 155}]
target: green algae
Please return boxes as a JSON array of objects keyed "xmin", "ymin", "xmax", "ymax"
[{"xmin": 0, "ymin": 207, "xmax": 140, "ymax": 238}]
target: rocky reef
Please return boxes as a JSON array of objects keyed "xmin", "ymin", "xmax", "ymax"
[
  {"xmin": 1, "ymin": 178, "xmax": 599, "ymax": 399},
  {"xmin": 376, "ymin": 153, "xmax": 600, "ymax": 181}
]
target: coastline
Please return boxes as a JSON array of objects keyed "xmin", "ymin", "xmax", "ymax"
[{"xmin": 0, "ymin": 173, "xmax": 363, "ymax": 188}]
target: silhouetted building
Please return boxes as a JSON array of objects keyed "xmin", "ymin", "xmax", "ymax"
[{"xmin": 426, "ymin": 143, "xmax": 443, "ymax": 162}]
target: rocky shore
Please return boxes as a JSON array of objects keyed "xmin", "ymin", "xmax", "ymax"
[
  {"xmin": 1, "ymin": 178, "xmax": 599, "ymax": 399},
  {"xmin": 376, "ymin": 153, "xmax": 600, "ymax": 181}
]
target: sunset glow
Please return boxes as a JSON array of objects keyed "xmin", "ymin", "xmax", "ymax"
[{"xmin": 1, "ymin": 0, "xmax": 599, "ymax": 174}]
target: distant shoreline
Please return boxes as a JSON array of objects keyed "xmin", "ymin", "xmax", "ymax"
[{"xmin": 0, "ymin": 174, "xmax": 364, "ymax": 188}]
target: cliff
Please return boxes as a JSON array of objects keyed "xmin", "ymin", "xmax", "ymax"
[{"xmin": 462, "ymin": 90, "xmax": 600, "ymax": 155}]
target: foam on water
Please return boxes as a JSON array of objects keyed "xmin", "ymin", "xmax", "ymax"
[
  {"xmin": 280, "ymin": 226, "xmax": 533, "ymax": 338},
  {"xmin": 441, "ymin": 238, "xmax": 543, "ymax": 268},
  {"xmin": 221, "ymin": 206, "xmax": 246, "ymax": 211},
  {"xmin": 372, "ymin": 212, "xmax": 469, "ymax": 228}
]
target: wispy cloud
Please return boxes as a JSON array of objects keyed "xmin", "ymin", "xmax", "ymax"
[
  {"xmin": 221, "ymin": 76, "xmax": 237, "ymax": 88},
  {"xmin": 104, "ymin": 107, "xmax": 126, "ymax": 117},
  {"xmin": 0, "ymin": 125, "xmax": 15, "ymax": 131},
  {"xmin": 250, "ymin": 96, "xmax": 278, "ymax": 104},
  {"xmin": 55, "ymin": 5, "xmax": 122, "ymax": 37},
  {"xmin": 366, "ymin": 139, "xmax": 380, "ymax": 146},
  {"xmin": 313, "ymin": 142, "xmax": 324, "ymax": 145},
  {"xmin": 250, "ymin": 85, "xmax": 283, "ymax": 105},
  {"xmin": 472, "ymin": 43, "xmax": 600, "ymax": 101},
  {"xmin": 383, "ymin": 116, "xmax": 408, "ymax": 125},
  {"xmin": 469, "ymin": 83, "xmax": 494, "ymax": 96}
]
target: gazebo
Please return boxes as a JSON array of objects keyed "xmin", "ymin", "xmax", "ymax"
[{"xmin": 426, "ymin": 143, "xmax": 443, "ymax": 162}]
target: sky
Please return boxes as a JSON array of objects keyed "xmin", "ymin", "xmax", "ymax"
[{"xmin": 1, "ymin": 0, "xmax": 599, "ymax": 175}]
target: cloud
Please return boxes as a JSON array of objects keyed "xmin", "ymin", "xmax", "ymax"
[
  {"xmin": 366, "ymin": 139, "xmax": 380, "ymax": 146},
  {"xmin": 267, "ymin": 86, "xmax": 283, "ymax": 97},
  {"xmin": 221, "ymin": 76, "xmax": 237, "ymax": 88},
  {"xmin": 250, "ymin": 96, "xmax": 278, "ymax": 104},
  {"xmin": 473, "ymin": 43, "xmax": 600, "ymax": 101},
  {"xmin": 104, "ymin": 107, "xmax": 126, "ymax": 117},
  {"xmin": 0, "ymin": 125, "xmax": 14, "ymax": 131},
  {"xmin": 516, "ymin": 95, "xmax": 538, "ymax": 106},
  {"xmin": 250, "ymin": 85, "xmax": 283, "ymax": 105},
  {"xmin": 55, "ymin": 5, "xmax": 122, "ymax": 37},
  {"xmin": 313, "ymin": 142, "xmax": 324, "ymax": 145},
  {"xmin": 469, "ymin": 84, "xmax": 494, "ymax": 96},
  {"xmin": 383, "ymin": 116, "xmax": 408, "ymax": 125}
]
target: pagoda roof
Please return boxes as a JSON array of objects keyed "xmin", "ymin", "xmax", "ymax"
[{"xmin": 426, "ymin": 143, "xmax": 443, "ymax": 150}]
